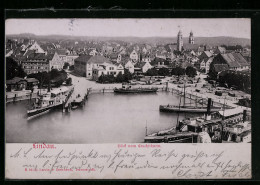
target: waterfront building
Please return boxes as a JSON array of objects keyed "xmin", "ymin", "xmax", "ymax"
[
  {"xmin": 134, "ymin": 62, "xmax": 153, "ymax": 73},
  {"xmin": 22, "ymin": 53, "xmax": 50, "ymax": 74},
  {"xmin": 6, "ymin": 77, "xmax": 39, "ymax": 92},
  {"xmin": 211, "ymin": 53, "xmax": 250, "ymax": 71},
  {"xmin": 122, "ymin": 60, "xmax": 135, "ymax": 74},
  {"xmin": 74, "ymin": 55, "xmax": 112, "ymax": 78},
  {"xmin": 199, "ymin": 57, "xmax": 214, "ymax": 74},
  {"xmin": 92, "ymin": 62, "xmax": 124, "ymax": 81}
]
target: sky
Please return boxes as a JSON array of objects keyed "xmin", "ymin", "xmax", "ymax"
[{"xmin": 5, "ymin": 18, "xmax": 251, "ymax": 39}]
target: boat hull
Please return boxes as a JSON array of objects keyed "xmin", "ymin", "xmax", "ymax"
[
  {"xmin": 144, "ymin": 133, "xmax": 198, "ymax": 143},
  {"xmin": 114, "ymin": 88, "xmax": 158, "ymax": 93},
  {"xmin": 159, "ymin": 105, "xmax": 221, "ymax": 113},
  {"xmin": 27, "ymin": 103, "xmax": 62, "ymax": 120}
]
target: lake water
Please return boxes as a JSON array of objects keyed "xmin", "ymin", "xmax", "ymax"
[{"xmin": 5, "ymin": 92, "xmax": 201, "ymax": 143}]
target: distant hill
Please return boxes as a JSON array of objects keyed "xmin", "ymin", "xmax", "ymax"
[{"xmin": 6, "ymin": 33, "xmax": 251, "ymax": 47}]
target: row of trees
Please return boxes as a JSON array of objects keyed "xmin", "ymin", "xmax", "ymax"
[
  {"xmin": 145, "ymin": 66, "xmax": 197, "ymax": 77},
  {"xmin": 218, "ymin": 72, "xmax": 251, "ymax": 93},
  {"xmin": 220, "ymin": 45, "xmax": 243, "ymax": 51},
  {"xmin": 28, "ymin": 69, "xmax": 67, "ymax": 87},
  {"xmin": 98, "ymin": 69, "xmax": 133, "ymax": 83},
  {"xmin": 6, "ymin": 57, "xmax": 26, "ymax": 80},
  {"xmin": 63, "ymin": 62, "xmax": 74, "ymax": 70}
]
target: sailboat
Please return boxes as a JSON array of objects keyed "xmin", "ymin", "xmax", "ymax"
[
  {"xmin": 145, "ymin": 98, "xmax": 222, "ymax": 143},
  {"xmin": 159, "ymin": 76, "xmax": 222, "ymax": 113}
]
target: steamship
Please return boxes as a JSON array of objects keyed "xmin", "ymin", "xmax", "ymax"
[
  {"xmin": 145, "ymin": 98, "xmax": 247, "ymax": 143},
  {"xmin": 27, "ymin": 86, "xmax": 73, "ymax": 120},
  {"xmin": 114, "ymin": 83, "xmax": 158, "ymax": 93}
]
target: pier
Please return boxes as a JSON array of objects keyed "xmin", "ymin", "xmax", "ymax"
[{"xmin": 86, "ymin": 84, "xmax": 239, "ymax": 110}]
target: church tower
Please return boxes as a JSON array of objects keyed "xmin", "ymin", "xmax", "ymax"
[
  {"xmin": 177, "ymin": 30, "xmax": 183, "ymax": 51},
  {"xmin": 189, "ymin": 30, "xmax": 195, "ymax": 44}
]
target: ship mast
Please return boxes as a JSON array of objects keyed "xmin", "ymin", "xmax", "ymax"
[
  {"xmin": 145, "ymin": 121, "xmax": 148, "ymax": 136},
  {"xmin": 220, "ymin": 96, "xmax": 227, "ymax": 143},
  {"xmin": 176, "ymin": 83, "xmax": 183, "ymax": 130}
]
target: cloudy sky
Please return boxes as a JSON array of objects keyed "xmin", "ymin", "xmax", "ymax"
[{"xmin": 5, "ymin": 18, "xmax": 250, "ymax": 39}]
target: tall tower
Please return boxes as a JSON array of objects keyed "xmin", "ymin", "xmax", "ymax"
[
  {"xmin": 177, "ymin": 30, "xmax": 183, "ymax": 51},
  {"xmin": 189, "ymin": 30, "xmax": 195, "ymax": 44}
]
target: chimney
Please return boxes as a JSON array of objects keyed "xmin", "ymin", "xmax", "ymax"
[{"xmin": 243, "ymin": 110, "xmax": 247, "ymax": 122}]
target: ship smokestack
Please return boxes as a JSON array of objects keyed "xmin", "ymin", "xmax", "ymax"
[
  {"xmin": 48, "ymin": 81, "xmax": 51, "ymax": 92},
  {"xmin": 243, "ymin": 110, "xmax": 247, "ymax": 122},
  {"xmin": 207, "ymin": 98, "xmax": 212, "ymax": 115},
  {"xmin": 205, "ymin": 98, "xmax": 212, "ymax": 120}
]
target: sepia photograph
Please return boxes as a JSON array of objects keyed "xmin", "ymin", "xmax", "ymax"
[
  {"xmin": 4, "ymin": 17, "xmax": 254, "ymax": 180},
  {"xmin": 5, "ymin": 18, "xmax": 251, "ymax": 144}
]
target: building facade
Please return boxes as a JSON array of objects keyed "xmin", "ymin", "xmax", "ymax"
[
  {"xmin": 74, "ymin": 55, "xmax": 113, "ymax": 78},
  {"xmin": 22, "ymin": 53, "xmax": 50, "ymax": 74},
  {"xmin": 130, "ymin": 50, "xmax": 139, "ymax": 61},
  {"xmin": 49, "ymin": 52, "xmax": 64, "ymax": 70},
  {"xmin": 66, "ymin": 54, "xmax": 79, "ymax": 66},
  {"xmin": 92, "ymin": 62, "xmax": 124, "ymax": 81}
]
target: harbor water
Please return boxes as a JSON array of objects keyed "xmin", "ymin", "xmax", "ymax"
[{"xmin": 6, "ymin": 92, "xmax": 202, "ymax": 143}]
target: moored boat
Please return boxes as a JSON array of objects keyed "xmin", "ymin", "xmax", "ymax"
[
  {"xmin": 71, "ymin": 94, "xmax": 85, "ymax": 107},
  {"xmin": 159, "ymin": 105, "xmax": 222, "ymax": 113},
  {"xmin": 27, "ymin": 86, "xmax": 73, "ymax": 120},
  {"xmin": 145, "ymin": 104, "xmax": 247, "ymax": 143},
  {"xmin": 114, "ymin": 83, "xmax": 158, "ymax": 93}
]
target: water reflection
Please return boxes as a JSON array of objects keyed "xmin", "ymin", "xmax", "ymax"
[{"xmin": 6, "ymin": 92, "xmax": 201, "ymax": 143}]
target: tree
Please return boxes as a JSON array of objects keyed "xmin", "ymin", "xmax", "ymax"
[
  {"xmin": 220, "ymin": 45, "xmax": 227, "ymax": 49},
  {"xmin": 158, "ymin": 68, "xmax": 170, "ymax": 76},
  {"xmin": 171, "ymin": 67, "xmax": 185, "ymax": 76},
  {"xmin": 124, "ymin": 69, "xmax": 133, "ymax": 82},
  {"xmin": 218, "ymin": 71, "xmax": 251, "ymax": 92},
  {"xmin": 116, "ymin": 72, "xmax": 124, "ymax": 83},
  {"xmin": 66, "ymin": 77, "xmax": 72, "ymax": 85},
  {"xmin": 50, "ymin": 69, "xmax": 60, "ymax": 79},
  {"xmin": 98, "ymin": 74, "xmax": 105, "ymax": 83},
  {"xmin": 146, "ymin": 68, "xmax": 158, "ymax": 76},
  {"xmin": 28, "ymin": 71, "xmax": 50, "ymax": 87},
  {"xmin": 63, "ymin": 62, "xmax": 70, "ymax": 69},
  {"xmin": 69, "ymin": 65, "xmax": 74, "ymax": 70},
  {"xmin": 185, "ymin": 66, "xmax": 197, "ymax": 78},
  {"xmin": 6, "ymin": 57, "xmax": 26, "ymax": 80},
  {"xmin": 235, "ymin": 45, "xmax": 243, "ymax": 50}
]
